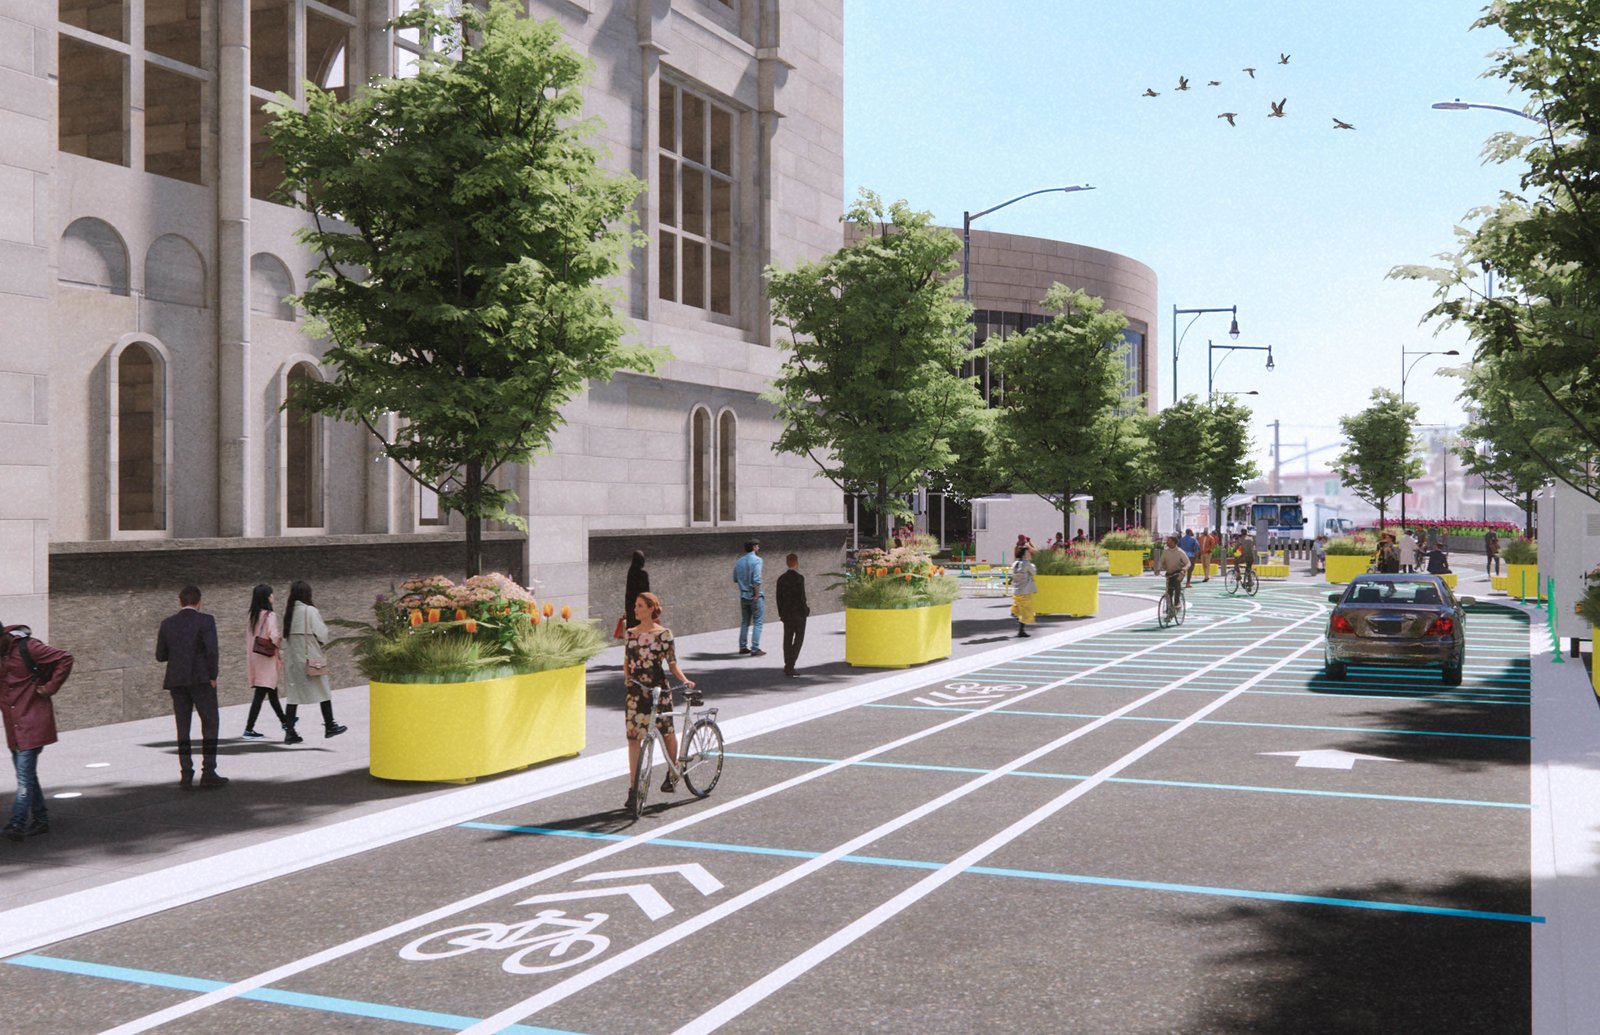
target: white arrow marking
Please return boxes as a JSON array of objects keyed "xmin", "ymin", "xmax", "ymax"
[
  {"xmin": 575, "ymin": 864, "xmax": 724, "ymax": 897},
  {"xmin": 1260, "ymin": 749, "xmax": 1401, "ymax": 770},
  {"xmin": 518, "ymin": 885, "xmax": 673, "ymax": 921}
]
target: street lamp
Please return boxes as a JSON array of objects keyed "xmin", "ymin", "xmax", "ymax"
[
  {"xmin": 1173, "ymin": 305, "xmax": 1240, "ymax": 406},
  {"xmin": 1398, "ymin": 347, "xmax": 1457, "ymax": 530},
  {"xmin": 1207, "ymin": 339, "xmax": 1274, "ymax": 399},
  {"xmin": 1431, "ymin": 99, "xmax": 1548, "ymax": 127},
  {"xmin": 1213, "ymin": 389, "xmax": 1259, "ymax": 397},
  {"xmin": 963, "ymin": 185, "xmax": 1095, "ymax": 301}
]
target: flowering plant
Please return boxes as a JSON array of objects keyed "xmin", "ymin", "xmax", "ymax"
[
  {"xmin": 1099, "ymin": 527, "xmax": 1153, "ymax": 551},
  {"xmin": 1033, "ymin": 545, "xmax": 1108, "ymax": 576},
  {"xmin": 1324, "ymin": 533, "xmax": 1377, "ymax": 556},
  {"xmin": 839, "ymin": 545, "xmax": 960, "ymax": 609}
]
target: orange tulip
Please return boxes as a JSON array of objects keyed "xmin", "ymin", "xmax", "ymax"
[
  {"xmin": 543, "ymin": 602, "xmax": 554, "ymax": 618},
  {"xmin": 427, "ymin": 608, "xmax": 440, "ymax": 623},
  {"xmin": 530, "ymin": 612, "xmax": 541, "ymax": 626},
  {"xmin": 409, "ymin": 610, "xmax": 423, "ymax": 627},
  {"xmin": 524, "ymin": 600, "xmax": 536, "ymax": 614},
  {"xmin": 465, "ymin": 619, "xmax": 478, "ymax": 634},
  {"xmin": 893, "ymin": 567, "xmax": 902, "ymax": 574},
  {"xmin": 455, "ymin": 609, "xmax": 467, "ymax": 621},
  {"xmin": 560, "ymin": 605, "xmax": 572, "ymax": 621}
]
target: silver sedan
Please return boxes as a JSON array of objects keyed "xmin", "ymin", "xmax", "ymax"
[{"xmin": 1323, "ymin": 574, "xmax": 1472, "ymax": 686}]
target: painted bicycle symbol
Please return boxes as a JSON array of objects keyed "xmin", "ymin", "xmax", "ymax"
[
  {"xmin": 912, "ymin": 682, "xmax": 1030, "ymax": 706},
  {"xmin": 398, "ymin": 909, "xmax": 611, "ymax": 974}
]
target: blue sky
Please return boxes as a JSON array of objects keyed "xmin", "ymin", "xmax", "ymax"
[{"xmin": 843, "ymin": 0, "xmax": 1530, "ymax": 475}]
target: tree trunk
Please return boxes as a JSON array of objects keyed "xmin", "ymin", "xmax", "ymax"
[
  {"xmin": 1524, "ymin": 490, "xmax": 1534, "ymax": 538},
  {"xmin": 876, "ymin": 476, "xmax": 891, "ymax": 550},
  {"xmin": 465, "ymin": 459, "xmax": 484, "ymax": 577},
  {"xmin": 1062, "ymin": 483, "xmax": 1072, "ymax": 541}
]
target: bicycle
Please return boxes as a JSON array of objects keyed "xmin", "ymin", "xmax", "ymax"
[
  {"xmin": 1222, "ymin": 562, "xmax": 1259, "ymax": 597},
  {"xmin": 399, "ymin": 909, "xmax": 610, "ymax": 974},
  {"xmin": 1155, "ymin": 576, "xmax": 1187, "ymax": 628},
  {"xmin": 628, "ymin": 679, "xmax": 724, "ymax": 818}
]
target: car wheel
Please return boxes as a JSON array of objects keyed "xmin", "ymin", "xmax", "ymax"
[
  {"xmin": 1441, "ymin": 660, "xmax": 1463, "ymax": 686},
  {"xmin": 1324, "ymin": 659, "xmax": 1346, "ymax": 680}
]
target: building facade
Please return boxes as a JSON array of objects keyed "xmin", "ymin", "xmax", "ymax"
[{"xmin": 0, "ymin": 0, "xmax": 847, "ymax": 728}]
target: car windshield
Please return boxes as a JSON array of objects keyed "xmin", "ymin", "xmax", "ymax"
[{"xmin": 1346, "ymin": 580, "xmax": 1446, "ymax": 606}]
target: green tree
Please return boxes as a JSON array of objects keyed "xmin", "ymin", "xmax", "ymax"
[
  {"xmin": 765, "ymin": 192, "xmax": 984, "ymax": 545},
  {"xmin": 1453, "ymin": 355, "xmax": 1583, "ymax": 534},
  {"xmin": 1196, "ymin": 397, "xmax": 1260, "ymax": 538},
  {"xmin": 988, "ymin": 284, "xmax": 1140, "ymax": 538},
  {"xmin": 1152, "ymin": 395, "xmax": 1215, "ymax": 522},
  {"xmin": 266, "ymin": 1, "xmax": 656, "ymax": 574},
  {"xmin": 1331, "ymin": 388, "xmax": 1423, "ymax": 529}
]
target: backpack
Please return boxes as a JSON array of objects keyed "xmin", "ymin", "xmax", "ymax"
[{"xmin": 10, "ymin": 628, "xmax": 57, "ymax": 687}]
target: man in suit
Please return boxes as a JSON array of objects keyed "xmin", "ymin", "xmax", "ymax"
[
  {"xmin": 156, "ymin": 585, "xmax": 226, "ymax": 789},
  {"xmin": 775, "ymin": 553, "xmax": 809, "ymax": 678}
]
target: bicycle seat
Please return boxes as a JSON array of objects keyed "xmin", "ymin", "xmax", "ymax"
[{"xmin": 688, "ymin": 695, "xmax": 705, "ymax": 707}]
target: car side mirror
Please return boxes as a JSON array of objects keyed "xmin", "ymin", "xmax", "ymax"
[
  {"xmin": 1327, "ymin": 592, "xmax": 1344, "ymax": 603},
  {"xmin": 1456, "ymin": 596, "xmax": 1476, "ymax": 607}
]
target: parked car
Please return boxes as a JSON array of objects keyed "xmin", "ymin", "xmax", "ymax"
[{"xmin": 1324, "ymin": 574, "xmax": 1472, "ymax": 685}]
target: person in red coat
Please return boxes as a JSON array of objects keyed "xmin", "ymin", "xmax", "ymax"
[{"xmin": 1, "ymin": 623, "xmax": 74, "ymax": 840}]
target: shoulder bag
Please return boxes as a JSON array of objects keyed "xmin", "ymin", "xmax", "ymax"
[{"xmin": 297, "ymin": 613, "xmax": 330, "ymax": 678}]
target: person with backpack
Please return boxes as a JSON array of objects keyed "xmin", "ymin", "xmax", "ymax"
[{"xmin": 1, "ymin": 623, "xmax": 74, "ymax": 841}]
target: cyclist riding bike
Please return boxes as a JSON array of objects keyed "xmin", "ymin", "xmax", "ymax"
[
  {"xmin": 1230, "ymin": 532, "xmax": 1258, "ymax": 583},
  {"xmin": 1156, "ymin": 535, "xmax": 1190, "ymax": 610}
]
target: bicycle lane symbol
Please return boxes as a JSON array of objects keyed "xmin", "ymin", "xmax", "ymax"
[
  {"xmin": 397, "ymin": 864, "xmax": 723, "ymax": 976},
  {"xmin": 911, "ymin": 682, "xmax": 1030, "ymax": 707}
]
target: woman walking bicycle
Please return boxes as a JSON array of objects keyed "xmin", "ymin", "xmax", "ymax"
[{"xmin": 622, "ymin": 591, "xmax": 694, "ymax": 813}]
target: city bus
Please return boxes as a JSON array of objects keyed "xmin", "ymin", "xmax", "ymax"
[{"xmin": 1224, "ymin": 495, "xmax": 1307, "ymax": 538}]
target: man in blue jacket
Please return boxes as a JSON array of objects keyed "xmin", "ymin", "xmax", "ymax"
[
  {"xmin": 156, "ymin": 585, "xmax": 225, "ymax": 789},
  {"xmin": 733, "ymin": 540, "xmax": 765, "ymax": 657}
]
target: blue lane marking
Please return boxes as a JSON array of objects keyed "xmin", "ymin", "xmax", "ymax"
[
  {"xmin": 719, "ymin": 752, "xmax": 1531, "ymax": 809},
  {"xmin": 464, "ymin": 825, "xmax": 1541, "ymax": 924},
  {"xmin": 3, "ymin": 955, "xmax": 577, "ymax": 1034},
  {"xmin": 864, "ymin": 703, "xmax": 1530, "ymax": 740}
]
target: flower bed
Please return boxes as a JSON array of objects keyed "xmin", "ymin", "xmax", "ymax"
[
  {"xmin": 841, "ymin": 545, "xmax": 958, "ymax": 667},
  {"xmin": 842, "ymin": 546, "xmax": 960, "ymax": 610}
]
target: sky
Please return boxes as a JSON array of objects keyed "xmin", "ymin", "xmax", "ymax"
[{"xmin": 842, "ymin": 0, "xmax": 1532, "ymax": 479}]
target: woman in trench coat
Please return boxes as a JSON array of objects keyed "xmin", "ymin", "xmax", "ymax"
[{"xmin": 279, "ymin": 581, "xmax": 346, "ymax": 742}]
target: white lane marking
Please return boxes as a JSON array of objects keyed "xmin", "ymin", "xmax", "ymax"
[
  {"xmin": 98, "ymin": 602, "xmax": 1273, "ymax": 1035},
  {"xmin": 516, "ymin": 886, "xmax": 674, "ymax": 922},
  {"xmin": 1260, "ymin": 749, "xmax": 1401, "ymax": 770},
  {"xmin": 673, "ymin": 633, "xmax": 1327, "ymax": 1035},
  {"xmin": 574, "ymin": 864, "xmax": 723, "ymax": 896},
  {"xmin": 459, "ymin": 609, "xmax": 1327, "ymax": 1035}
]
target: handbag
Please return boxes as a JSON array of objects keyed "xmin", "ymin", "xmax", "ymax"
[
  {"xmin": 252, "ymin": 635, "xmax": 277, "ymax": 658},
  {"xmin": 613, "ymin": 616, "xmax": 626, "ymax": 640},
  {"xmin": 305, "ymin": 654, "xmax": 330, "ymax": 678}
]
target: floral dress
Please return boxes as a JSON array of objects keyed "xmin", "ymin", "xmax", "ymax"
[{"xmin": 624, "ymin": 627, "xmax": 677, "ymax": 739}]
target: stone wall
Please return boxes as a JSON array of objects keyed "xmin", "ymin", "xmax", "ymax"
[
  {"xmin": 587, "ymin": 524, "xmax": 851, "ymax": 639},
  {"xmin": 45, "ymin": 533, "xmax": 525, "ymax": 731}
]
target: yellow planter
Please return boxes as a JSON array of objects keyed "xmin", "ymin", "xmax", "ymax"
[
  {"xmin": 1034, "ymin": 574, "xmax": 1099, "ymax": 616},
  {"xmin": 845, "ymin": 604, "xmax": 952, "ymax": 668},
  {"xmin": 370, "ymin": 664, "xmax": 586, "ymax": 782},
  {"xmin": 1491, "ymin": 575, "xmax": 1508, "ymax": 592},
  {"xmin": 1439, "ymin": 573, "xmax": 1457, "ymax": 590},
  {"xmin": 1505, "ymin": 563, "xmax": 1541, "ymax": 601},
  {"xmin": 1256, "ymin": 564, "xmax": 1291, "ymax": 579},
  {"xmin": 1325, "ymin": 553, "xmax": 1372, "ymax": 584},
  {"xmin": 1106, "ymin": 549, "xmax": 1147, "ymax": 576}
]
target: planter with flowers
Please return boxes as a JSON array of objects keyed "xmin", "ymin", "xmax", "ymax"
[
  {"xmin": 1100, "ymin": 528, "xmax": 1153, "ymax": 576},
  {"xmin": 1502, "ymin": 538, "xmax": 1541, "ymax": 600},
  {"xmin": 842, "ymin": 546, "xmax": 961, "ymax": 668},
  {"xmin": 1324, "ymin": 534, "xmax": 1375, "ymax": 585},
  {"xmin": 336, "ymin": 574, "xmax": 607, "ymax": 783},
  {"xmin": 1580, "ymin": 578, "xmax": 1600, "ymax": 695},
  {"xmin": 1032, "ymin": 546, "xmax": 1108, "ymax": 616}
]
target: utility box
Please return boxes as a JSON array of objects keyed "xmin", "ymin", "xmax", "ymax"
[{"xmin": 1534, "ymin": 481, "xmax": 1600, "ymax": 648}]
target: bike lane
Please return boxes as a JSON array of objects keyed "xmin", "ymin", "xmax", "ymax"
[{"xmin": 1, "ymin": 582, "xmax": 1534, "ymax": 1033}]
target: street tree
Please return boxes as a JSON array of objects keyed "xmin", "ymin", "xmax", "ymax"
[
  {"xmin": 1196, "ymin": 397, "xmax": 1260, "ymax": 539},
  {"xmin": 1331, "ymin": 388, "xmax": 1422, "ymax": 529},
  {"xmin": 1152, "ymin": 395, "xmax": 1215, "ymax": 522},
  {"xmin": 987, "ymin": 284, "xmax": 1140, "ymax": 538},
  {"xmin": 765, "ymin": 192, "xmax": 984, "ymax": 545},
  {"xmin": 267, "ymin": 1, "xmax": 656, "ymax": 575}
]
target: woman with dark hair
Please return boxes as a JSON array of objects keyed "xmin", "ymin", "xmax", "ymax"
[
  {"xmin": 279, "ymin": 581, "xmax": 346, "ymax": 742},
  {"xmin": 241, "ymin": 584, "xmax": 288, "ymax": 739},
  {"xmin": 621, "ymin": 591, "xmax": 694, "ymax": 811},
  {"xmin": 624, "ymin": 550, "xmax": 650, "ymax": 631},
  {"xmin": 0, "ymin": 623, "xmax": 73, "ymax": 840}
]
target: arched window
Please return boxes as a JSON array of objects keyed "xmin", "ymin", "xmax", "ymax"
[
  {"xmin": 60, "ymin": 217, "xmax": 129, "ymax": 294},
  {"xmin": 691, "ymin": 406, "xmax": 712, "ymax": 523},
  {"xmin": 284, "ymin": 362, "xmax": 324, "ymax": 529},
  {"xmin": 144, "ymin": 234, "xmax": 206, "ymax": 307},
  {"xmin": 250, "ymin": 253, "xmax": 295, "ymax": 319},
  {"xmin": 717, "ymin": 409, "xmax": 738, "ymax": 522},
  {"xmin": 111, "ymin": 341, "xmax": 167, "ymax": 533}
]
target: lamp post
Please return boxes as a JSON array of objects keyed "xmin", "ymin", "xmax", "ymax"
[
  {"xmin": 963, "ymin": 185, "xmax": 1094, "ymax": 301},
  {"xmin": 1173, "ymin": 305, "xmax": 1239, "ymax": 406},
  {"xmin": 1431, "ymin": 99, "xmax": 1548, "ymax": 127},
  {"xmin": 1398, "ymin": 347, "xmax": 1459, "ymax": 531},
  {"xmin": 1207, "ymin": 339, "xmax": 1274, "ymax": 399}
]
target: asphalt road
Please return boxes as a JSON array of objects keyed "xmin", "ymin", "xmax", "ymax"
[{"xmin": 1, "ymin": 580, "xmax": 1533, "ymax": 1034}]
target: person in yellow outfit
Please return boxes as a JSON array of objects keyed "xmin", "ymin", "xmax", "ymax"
[{"xmin": 1010, "ymin": 543, "xmax": 1038, "ymax": 638}]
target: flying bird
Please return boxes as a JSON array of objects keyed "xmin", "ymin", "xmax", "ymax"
[
  {"xmin": 1268, "ymin": 98, "xmax": 1287, "ymax": 118},
  {"xmin": 1332, "ymin": 117, "xmax": 1355, "ymax": 130},
  {"xmin": 1243, "ymin": 67, "xmax": 1256, "ymax": 78},
  {"xmin": 1177, "ymin": 76, "xmax": 1190, "ymax": 91},
  {"xmin": 1207, "ymin": 80, "xmax": 1221, "ymax": 86},
  {"xmin": 1218, "ymin": 112, "xmax": 1237, "ymax": 126},
  {"xmin": 1279, "ymin": 53, "xmax": 1291, "ymax": 64},
  {"xmin": 1143, "ymin": 88, "xmax": 1160, "ymax": 97}
]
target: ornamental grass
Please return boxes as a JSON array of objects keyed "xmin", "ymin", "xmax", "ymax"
[
  {"xmin": 1099, "ymin": 528, "xmax": 1154, "ymax": 551},
  {"xmin": 1033, "ymin": 545, "xmax": 1109, "ymax": 576},
  {"xmin": 1501, "ymin": 538, "xmax": 1538, "ymax": 565},
  {"xmin": 1324, "ymin": 534, "xmax": 1377, "ymax": 556},
  {"xmin": 841, "ymin": 545, "xmax": 961, "ymax": 609},
  {"xmin": 1577, "ymin": 579, "xmax": 1600, "ymax": 624}
]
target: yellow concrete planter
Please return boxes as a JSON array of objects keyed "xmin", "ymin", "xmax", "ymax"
[
  {"xmin": 1505, "ymin": 563, "xmax": 1541, "ymax": 601},
  {"xmin": 845, "ymin": 604, "xmax": 953, "ymax": 668},
  {"xmin": 370, "ymin": 664, "xmax": 586, "ymax": 782},
  {"xmin": 1491, "ymin": 575, "xmax": 1508, "ymax": 592},
  {"xmin": 1106, "ymin": 549, "xmax": 1147, "ymax": 577},
  {"xmin": 1034, "ymin": 574, "xmax": 1099, "ymax": 617},
  {"xmin": 1255, "ymin": 564, "xmax": 1291, "ymax": 579},
  {"xmin": 1439, "ymin": 573, "xmax": 1458, "ymax": 590},
  {"xmin": 1324, "ymin": 554, "xmax": 1372, "ymax": 585}
]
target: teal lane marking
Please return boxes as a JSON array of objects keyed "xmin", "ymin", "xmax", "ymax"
[
  {"xmin": 3, "ymin": 955, "xmax": 575, "ymax": 1035},
  {"xmin": 864, "ymin": 703, "xmax": 1530, "ymax": 740},
  {"xmin": 719, "ymin": 752, "xmax": 1531, "ymax": 809},
  {"xmin": 463, "ymin": 825, "xmax": 1541, "ymax": 924}
]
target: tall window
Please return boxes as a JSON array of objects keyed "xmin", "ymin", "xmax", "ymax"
[
  {"xmin": 250, "ymin": 1, "xmax": 356, "ymax": 199},
  {"xmin": 59, "ymin": 35, "xmax": 129, "ymax": 167},
  {"xmin": 659, "ymin": 80, "xmax": 735, "ymax": 316},
  {"xmin": 284, "ymin": 363, "xmax": 324, "ymax": 528},
  {"xmin": 691, "ymin": 406, "xmax": 712, "ymax": 523},
  {"xmin": 393, "ymin": 0, "xmax": 462, "ymax": 78},
  {"xmin": 690, "ymin": 406, "xmax": 739, "ymax": 524},
  {"xmin": 718, "ymin": 410, "xmax": 737, "ymax": 522},
  {"xmin": 114, "ymin": 342, "xmax": 166, "ymax": 532}
]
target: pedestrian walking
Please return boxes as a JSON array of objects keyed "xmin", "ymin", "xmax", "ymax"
[
  {"xmin": 1485, "ymin": 530, "xmax": 1501, "ymax": 575},
  {"xmin": 733, "ymin": 540, "xmax": 765, "ymax": 657},
  {"xmin": 775, "ymin": 553, "xmax": 809, "ymax": 677},
  {"xmin": 1177, "ymin": 528, "xmax": 1200, "ymax": 587},
  {"xmin": 1196, "ymin": 529, "xmax": 1217, "ymax": 582},
  {"xmin": 623, "ymin": 550, "xmax": 650, "ymax": 634},
  {"xmin": 1312, "ymin": 535, "xmax": 1327, "ymax": 574},
  {"xmin": 279, "ymin": 581, "xmax": 346, "ymax": 743},
  {"xmin": 241, "ymin": 584, "xmax": 288, "ymax": 739},
  {"xmin": 1375, "ymin": 532, "xmax": 1402, "ymax": 574},
  {"xmin": 622, "ymin": 591, "xmax": 694, "ymax": 811},
  {"xmin": 156, "ymin": 585, "xmax": 225, "ymax": 789},
  {"xmin": 1, "ymin": 623, "xmax": 73, "ymax": 840},
  {"xmin": 1010, "ymin": 544, "xmax": 1038, "ymax": 638}
]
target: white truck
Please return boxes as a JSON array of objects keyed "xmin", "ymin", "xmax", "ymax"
[
  {"xmin": 1534, "ymin": 481, "xmax": 1600, "ymax": 655},
  {"xmin": 1311, "ymin": 502, "xmax": 1353, "ymax": 537}
]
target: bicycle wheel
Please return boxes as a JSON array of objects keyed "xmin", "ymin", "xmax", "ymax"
[
  {"xmin": 503, "ymin": 933, "xmax": 610, "ymax": 974},
  {"xmin": 1174, "ymin": 591, "xmax": 1187, "ymax": 626},
  {"xmin": 1155, "ymin": 593, "xmax": 1171, "ymax": 628},
  {"xmin": 399, "ymin": 923, "xmax": 506, "ymax": 961},
  {"xmin": 1244, "ymin": 570, "xmax": 1259, "ymax": 596},
  {"xmin": 680, "ymin": 719, "xmax": 724, "ymax": 798},
  {"xmin": 1222, "ymin": 566, "xmax": 1239, "ymax": 594},
  {"xmin": 631, "ymin": 735, "xmax": 655, "ymax": 817}
]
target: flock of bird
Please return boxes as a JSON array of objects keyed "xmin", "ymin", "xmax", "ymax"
[{"xmin": 1142, "ymin": 53, "xmax": 1355, "ymax": 130}]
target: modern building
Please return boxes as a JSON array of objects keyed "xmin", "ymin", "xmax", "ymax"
[{"xmin": 0, "ymin": 0, "xmax": 846, "ymax": 728}]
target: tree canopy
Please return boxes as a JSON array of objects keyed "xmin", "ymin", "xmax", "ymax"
[
  {"xmin": 1332, "ymin": 388, "xmax": 1422, "ymax": 527},
  {"xmin": 1194, "ymin": 397, "xmax": 1259, "ymax": 538},
  {"xmin": 267, "ymin": 0, "xmax": 656, "ymax": 573}
]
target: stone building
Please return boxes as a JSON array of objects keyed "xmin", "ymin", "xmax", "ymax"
[{"xmin": 0, "ymin": 0, "xmax": 847, "ymax": 728}]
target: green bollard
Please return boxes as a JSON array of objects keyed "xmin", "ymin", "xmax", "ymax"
[{"xmin": 1547, "ymin": 577, "xmax": 1565, "ymax": 664}]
